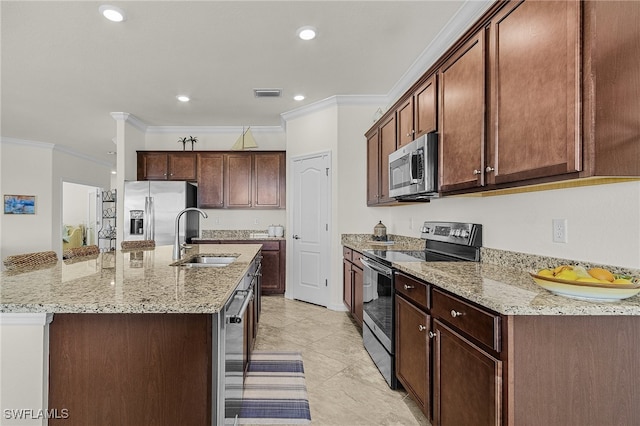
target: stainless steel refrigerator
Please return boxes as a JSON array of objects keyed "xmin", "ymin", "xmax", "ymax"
[{"xmin": 123, "ymin": 181, "xmax": 200, "ymax": 245}]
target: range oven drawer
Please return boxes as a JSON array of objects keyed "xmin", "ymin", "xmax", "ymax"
[{"xmin": 431, "ymin": 288, "xmax": 501, "ymax": 353}]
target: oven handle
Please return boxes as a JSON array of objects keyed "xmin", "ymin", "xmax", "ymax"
[
  {"xmin": 360, "ymin": 257, "xmax": 393, "ymax": 278},
  {"xmin": 227, "ymin": 288, "xmax": 254, "ymax": 324}
]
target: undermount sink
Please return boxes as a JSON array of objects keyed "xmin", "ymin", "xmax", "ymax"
[{"xmin": 180, "ymin": 255, "xmax": 238, "ymax": 267}]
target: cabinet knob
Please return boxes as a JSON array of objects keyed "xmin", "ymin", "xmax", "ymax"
[
  {"xmin": 428, "ymin": 331, "xmax": 436, "ymax": 339},
  {"xmin": 485, "ymin": 166, "xmax": 495, "ymax": 173},
  {"xmin": 418, "ymin": 325, "xmax": 426, "ymax": 332},
  {"xmin": 404, "ymin": 284, "xmax": 415, "ymax": 290},
  {"xmin": 450, "ymin": 310, "xmax": 464, "ymax": 318},
  {"xmin": 473, "ymin": 169, "xmax": 482, "ymax": 175}
]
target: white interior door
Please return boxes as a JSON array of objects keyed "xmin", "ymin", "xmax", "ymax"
[{"xmin": 291, "ymin": 152, "xmax": 331, "ymax": 307}]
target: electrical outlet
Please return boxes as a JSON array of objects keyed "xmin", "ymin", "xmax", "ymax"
[
  {"xmin": 552, "ymin": 219, "xmax": 568, "ymax": 243},
  {"xmin": 254, "ymin": 218, "xmax": 259, "ymax": 225},
  {"xmin": 214, "ymin": 218, "xmax": 220, "ymax": 225}
]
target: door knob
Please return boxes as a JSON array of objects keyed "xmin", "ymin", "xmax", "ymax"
[{"xmin": 292, "ymin": 235, "xmax": 300, "ymax": 239}]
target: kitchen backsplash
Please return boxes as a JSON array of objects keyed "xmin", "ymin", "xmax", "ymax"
[{"xmin": 200, "ymin": 229, "xmax": 284, "ymax": 240}]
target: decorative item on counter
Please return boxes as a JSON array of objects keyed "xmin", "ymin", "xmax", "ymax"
[
  {"xmin": 268, "ymin": 225, "xmax": 276, "ymax": 237},
  {"xmin": 373, "ymin": 220, "xmax": 387, "ymax": 241},
  {"xmin": 275, "ymin": 225, "xmax": 284, "ymax": 237}
]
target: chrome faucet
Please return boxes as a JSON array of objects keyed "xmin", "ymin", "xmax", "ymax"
[{"xmin": 173, "ymin": 207, "xmax": 208, "ymax": 260}]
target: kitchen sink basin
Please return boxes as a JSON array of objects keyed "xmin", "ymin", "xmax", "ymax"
[{"xmin": 180, "ymin": 255, "xmax": 238, "ymax": 267}]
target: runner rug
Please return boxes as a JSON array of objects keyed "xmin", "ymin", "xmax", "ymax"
[{"xmin": 238, "ymin": 351, "xmax": 311, "ymax": 424}]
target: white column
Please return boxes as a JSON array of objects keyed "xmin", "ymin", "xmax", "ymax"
[{"xmin": 0, "ymin": 313, "xmax": 53, "ymax": 426}]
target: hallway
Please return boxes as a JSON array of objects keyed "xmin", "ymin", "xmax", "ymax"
[{"xmin": 254, "ymin": 296, "xmax": 430, "ymax": 426}]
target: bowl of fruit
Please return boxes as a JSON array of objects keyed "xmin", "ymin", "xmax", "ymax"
[{"xmin": 530, "ymin": 265, "xmax": 640, "ymax": 302}]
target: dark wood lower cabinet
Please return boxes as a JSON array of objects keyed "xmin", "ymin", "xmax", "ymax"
[
  {"xmin": 342, "ymin": 247, "xmax": 363, "ymax": 326},
  {"xmin": 48, "ymin": 314, "xmax": 211, "ymax": 426},
  {"xmin": 433, "ymin": 319, "xmax": 502, "ymax": 426},
  {"xmin": 395, "ymin": 295, "xmax": 430, "ymax": 418}
]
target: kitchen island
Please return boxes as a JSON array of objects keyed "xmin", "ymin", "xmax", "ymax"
[
  {"xmin": 343, "ymin": 236, "xmax": 640, "ymax": 425},
  {"xmin": 0, "ymin": 244, "xmax": 262, "ymax": 426}
]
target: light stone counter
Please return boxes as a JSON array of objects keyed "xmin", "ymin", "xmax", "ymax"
[
  {"xmin": 341, "ymin": 233, "xmax": 640, "ymax": 316},
  {"xmin": 0, "ymin": 244, "xmax": 262, "ymax": 314}
]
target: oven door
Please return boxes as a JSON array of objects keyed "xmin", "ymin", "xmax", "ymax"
[{"xmin": 360, "ymin": 256, "xmax": 397, "ymax": 388}]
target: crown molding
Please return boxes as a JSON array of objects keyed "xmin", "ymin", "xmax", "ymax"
[
  {"xmin": 145, "ymin": 125, "xmax": 285, "ymax": 135},
  {"xmin": 1, "ymin": 137, "xmax": 112, "ymax": 168},
  {"xmin": 281, "ymin": 94, "xmax": 387, "ymax": 123},
  {"xmin": 110, "ymin": 112, "xmax": 147, "ymax": 132},
  {"xmin": 1, "ymin": 137, "xmax": 54, "ymax": 150},
  {"xmin": 387, "ymin": 0, "xmax": 494, "ymax": 103}
]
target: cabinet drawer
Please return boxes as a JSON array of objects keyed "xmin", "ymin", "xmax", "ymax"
[
  {"xmin": 343, "ymin": 246, "xmax": 353, "ymax": 262},
  {"xmin": 395, "ymin": 273, "xmax": 429, "ymax": 310},
  {"xmin": 352, "ymin": 250, "xmax": 363, "ymax": 270},
  {"xmin": 431, "ymin": 288, "xmax": 500, "ymax": 352}
]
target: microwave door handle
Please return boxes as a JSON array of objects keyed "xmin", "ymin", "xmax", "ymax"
[{"xmin": 409, "ymin": 152, "xmax": 418, "ymax": 184}]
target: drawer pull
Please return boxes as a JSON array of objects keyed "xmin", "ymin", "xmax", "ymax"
[
  {"xmin": 418, "ymin": 324, "xmax": 426, "ymax": 332},
  {"xmin": 428, "ymin": 331, "xmax": 436, "ymax": 339},
  {"xmin": 404, "ymin": 284, "xmax": 415, "ymax": 290},
  {"xmin": 450, "ymin": 310, "xmax": 464, "ymax": 318}
]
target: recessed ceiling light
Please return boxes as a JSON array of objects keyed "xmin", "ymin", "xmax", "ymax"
[
  {"xmin": 99, "ymin": 5, "xmax": 126, "ymax": 22},
  {"xmin": 294, "ymin": 95, "xmax": 305, "ymax": 101},
  {"xmin": 177, "ymin": 95, "xmax": 190, "ymax": 102},
  {"xmin": 297, "ymin": 26, "xmax": 317, "ymax": 41}
]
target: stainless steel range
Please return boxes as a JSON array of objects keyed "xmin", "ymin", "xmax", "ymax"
[{"xmin": 360, "ymin": 221, "xmax": 482, "ymax": 389}]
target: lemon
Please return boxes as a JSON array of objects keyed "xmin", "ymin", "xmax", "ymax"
[
  {"xmin": 553, "ymin": 265, "xmax": 573, "ymax": 274},
  {"xmin": 555, "ymin": 269, "xmax": 578, "ymax": 281},
  {"xmin": 538, "ymin": 269, "xmax": 554, "ymax": 277},
  {"xmin": 588, "ymin": 268, "xmax": 615, "ymax": 282},
  {"xmin": 612, "ymin": 278, "xmax": 633, "ymax": 284}
]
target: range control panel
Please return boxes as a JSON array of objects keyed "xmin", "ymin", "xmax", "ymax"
[{"xmin": 420, "ymin": 221, "xmax": 482, "ymax": 247}]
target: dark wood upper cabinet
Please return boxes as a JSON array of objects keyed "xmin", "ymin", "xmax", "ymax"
[
  {"xmin": 253, "ymin": 152, "xmax": 286, "ymax": 208},
  {"xmin": 488, "ymin": 0, "xmax": 580, "ymax": 185},
  {"xmin": 439, "ymin": 29, "xmax": 487, "ymax": 193},
  {"xmin": 197, "ymin": 153, "xmax": 224, "ymax": 208},
  {"xmin": 397, "ymin": 97, "xmax": 414, "ymax": 148},
  {"xmin": 225, "ymin": 153, "xmax": 253, "ymax": 208},
  {"xmin": 366, "ymin": 115, "xmax": 397, "ymax": 206},
  {"xmin": 366, "ymin": 128, "xmax": 381, "ymax": 205},
  {"xmin": 137, "ymin": 152, "xmax": 197, "ymax": 181},
  {"xmin": 414, "ymin": 74, "xmax": 437, "ymax": 138}
]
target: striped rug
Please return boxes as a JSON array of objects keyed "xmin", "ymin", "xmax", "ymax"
[{"xmin": 238, "ymin": 351, "xmax": 311, "ymax": 424}]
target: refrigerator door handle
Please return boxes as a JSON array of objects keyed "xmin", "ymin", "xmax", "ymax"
[{"xmin": 149, "ymin": 196, "xmax": 155, "ymax": 241}]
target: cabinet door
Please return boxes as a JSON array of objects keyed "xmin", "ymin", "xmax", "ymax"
[
  {"xmin": 397, "ymin": 98, "xmax": 414, "ymax": 147},
  {"xmin": 488, "ymin": 0, "xmax": 580, "ymax": 184},
  {"xmin": 378, "ymin": 114, "xmax": 397, "ymax": 203},
  {"xmin": 168, "ymin": 153, "xmax": 197, "ymax": 181},
  {"xmin": 253, "ymin": 152, "xmax": 285, "ymax": 208},
  {"xmin": 439, "ymin": 30, "xmax": 487, "ymax": 192},
  {"xmin": 138, "ymin": 152, "xmax": 168, "ymax": 180},
  {"xmin": 261, "ymin": 249, "xmax": 283, "ymax": 294},
  {"xmin": 342, "ymin": 259, "xmax": 354, "ymax": 312},
  {"xmin": 433, "ymin": 319, "xmax": 501, "ymax": 426},
  {"xmin": 225, "ymin": 153, "xmax": 253, "ymax": 208},
  {"xmin": 414, "ymin": 74, "xmax": 437, "ymax": 137},
  {"xmin": 396, "ymin": 295, "xmax": 430, "ymax": 417},
  {"xmin": 197, "ymin": 153, "xmax": 224, "ymax": 208},
  {"xmin": 366, "ymin": 129, "xmax": 380, "ymax": 205}
]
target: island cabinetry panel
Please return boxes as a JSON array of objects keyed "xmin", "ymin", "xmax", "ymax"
[
  {"xmin": 438, "ymin": 28, "xmax": 487, "ymax": 193},
  {"xmin": 487, "ymin": 0, "xmax": 580, "ymax": 185},
  {"xmin": 342, "ymin": 247, "xmax": 363, "ymax": 326},
  {"xmin": 197, "ymin": 152, "xmax": 224, "ymax": 208},
  {"xmin": 366, "ymin": 114, "xmax": 397, "ymax": 206},
  {"xmin": 199, "ymin": 239, "xmax": 285, "ymax": 294},
  {"xmin": 395, "ymin": 272, "xmax": 431, "ymax": 418},
  {"xmin": 137, "ymin": 152, "xmax": 197, "ymax": 181},
  {"xmin": 48, "ymin": 313, "xmax": 212, "ymax": 426}
]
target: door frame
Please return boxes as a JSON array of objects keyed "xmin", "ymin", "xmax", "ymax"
[{"xmin": 286, "ymin": 150, "xmax": 332, "ymax": 306}]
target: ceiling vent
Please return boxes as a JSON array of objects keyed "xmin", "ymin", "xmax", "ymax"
[{"xmin": 254, "ymin": 89, "xmax": 282, "ymax": 98}]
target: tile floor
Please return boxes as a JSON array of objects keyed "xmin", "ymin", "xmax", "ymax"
[{"xmin": 254, "ymin": 295, "xmax": 431, "ymax": 426}]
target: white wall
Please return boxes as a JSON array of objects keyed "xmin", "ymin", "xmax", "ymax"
[
  {"xmin": 0, "ymin": 140, "xmax": 54, "ymax": 260},
  {"xmin": 62, "ymin": 182, "xmax": 92, "ymax": 226}
]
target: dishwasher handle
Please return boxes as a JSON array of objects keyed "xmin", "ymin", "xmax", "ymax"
[{"xmin": 227, "ymin": 288, "xmax": 254, "ymax": 324}]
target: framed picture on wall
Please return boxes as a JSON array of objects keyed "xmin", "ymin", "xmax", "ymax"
[{"xmin": 4, "ymin": 194, "xmax": 36, "ymax": 214}]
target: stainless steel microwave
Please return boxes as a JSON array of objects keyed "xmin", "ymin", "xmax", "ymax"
[{"xmin": 388, "ymin": 132, "xmax": 438, "ymax": 201}]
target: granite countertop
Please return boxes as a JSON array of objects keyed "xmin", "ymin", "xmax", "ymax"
[
  {"xmin": 0, "ymin": 244, "xmax": 262, "ymax": 314},
  {"xmin": 342, "ymin": 234, "xmax": 640, "ymax": 316}
]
